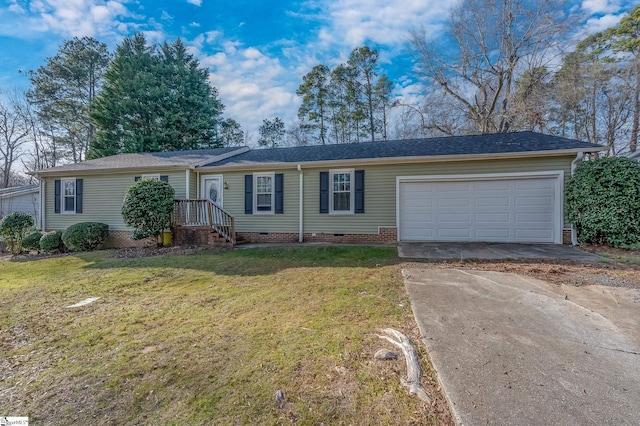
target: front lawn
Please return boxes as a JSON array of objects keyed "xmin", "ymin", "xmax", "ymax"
[{"xmin": 1, "ymin": 246, "xmax": 448, "ymax": 424}]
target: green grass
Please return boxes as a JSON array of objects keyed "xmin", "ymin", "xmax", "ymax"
[{"xmin": 1, "ymin": 246, "xmax": 444, "ymax": 425}]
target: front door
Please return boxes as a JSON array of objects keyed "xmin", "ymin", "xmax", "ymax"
[{"xmin": 201, "ymin": 175, "xmax": 223, "ymax": 206}]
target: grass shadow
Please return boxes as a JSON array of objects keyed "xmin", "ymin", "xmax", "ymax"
[{"xmin": 82, "ymin": 245, "xmax": 402, "ymax": 276}]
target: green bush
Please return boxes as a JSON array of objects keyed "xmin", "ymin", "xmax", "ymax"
[
  {"xmin": 22, "ymin": 231, "xmax": 43, "ymax": 252},
  {"xmin": 40, "ymin": 231, "xmax": 65, "ymax": 253},
  {"xmin": 0, "ymin": 212, "xmax": 35, "ymax": 255},
  {"xmin": 122, "ymin": 179, "xmax": 175, "ymax": 246},
  {"xmin": 62, "ymin": 222, "xmax": 109, "ymax": 252},
  {"xmin": 566, "ymin": 156, "xmax": 640, "ymax": 247}
]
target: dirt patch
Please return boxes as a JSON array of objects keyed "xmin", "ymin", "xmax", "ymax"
[{"xmin": 405, "ymin": 253, "xmax": 640, "ymax": 289}]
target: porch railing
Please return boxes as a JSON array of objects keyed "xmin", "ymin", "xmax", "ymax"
[{"xmin": 172, "ymin": 199, "xmax": 235, "ymax": 245}]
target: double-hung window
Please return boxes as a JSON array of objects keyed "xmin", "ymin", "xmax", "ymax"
[
  {"xmin": 330, "ymin": 169, "xmax": 354, "ymax": 214},
  {"xmin": 62, "ymin": 178, "xmax": 76, "ymax": 213},
  {"xmin": 254, "ymin": 173, "xmax": 275, "ymax": 213}
]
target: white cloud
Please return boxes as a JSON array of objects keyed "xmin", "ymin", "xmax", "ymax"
[
  {"xmin": 190, "ymin": 22, "xmax": 201, "ymax": 27},
  {"xmin": 186, "ymin": 0, "xmax": 202, "ymax": 6},
  {"xmin": 317, "ymin": 0, "xmax": 457, "ymax": 49},
  {"xmin": 583, "ymin": 13, "xmax": 624, "ymax": 33},
  {"xmin": 3, "ymin": 0, "xmax": 133, "ymax": 38},
  {"xmin": 161, "ymin": 10, "xmax": 173, "ymax": 21},
  {"xmin": 581, "ymin": 0, "xmax": 622, "ymax": 14}
]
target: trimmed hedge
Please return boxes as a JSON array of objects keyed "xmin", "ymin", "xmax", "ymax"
[
  {"xmin": 40, "ymin": 231, "xmax": 65, "ymax": 253},
  {"xmin": 566, "ymin": 156, "xmax": 640, "ymax": 247},
  {"xmin": 22, "ymin": 232, "xmax": 43, "ymax": 252},
  {"xmin": 62, "ymin": 222, "xmax": 109, "ymax": 252}
]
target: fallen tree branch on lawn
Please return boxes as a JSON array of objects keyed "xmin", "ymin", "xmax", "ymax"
[{"xmin": 377, "ymin": 328, "xmax": 431, "ymax": 404}]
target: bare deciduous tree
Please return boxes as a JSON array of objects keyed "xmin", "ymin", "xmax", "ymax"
[
  {"xmin": 0, "ymin": 91, "xmax": 33, "ymax": 188},
  {"xmin": 410, "ymin": 0, "xmax": 575, "ymax": 135}
]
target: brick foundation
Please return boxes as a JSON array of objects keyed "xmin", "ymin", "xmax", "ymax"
[
  {"xmin": 104, "ymin": 230, "xmax": 152, "ymax": 249},
  {"xmin": 237, "ymin": 227, "xmax": 398, "ymax": 244},
  {"xmin": 173, "ymin": 226, "xmax": 231, "ymax": 247},
  {"xmin": 563, "ymin": 229, "xmax": 572, "ymax": 245}
]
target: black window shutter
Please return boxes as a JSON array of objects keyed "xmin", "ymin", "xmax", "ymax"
[
  {"xmin": 275, "ymin": 173, "xmax": 284, "ymax": 214},
  {"xmin": 75, "ymin": 179, "xmax": 83, "ymax": 213},
  {"xmin": 160, "ymin": 175, "xmax": 168, "ymax": 182},
  {"xmin": 134, "ymin": 176, "xmax": 141, "ymax": 182},
  {"xmin": 319, "ymin": 171, "xmax": 329, "ymax": 213},
  {"xmin": 244, "ymin": 175, "xmax": 253, "ymax": 214},
  {"xmin": 54, "ymin": 179, "xmax": 61, "ymax": 214},
  {"xmin": 354, "ymin": 170, "xmax": 364, "ymax": 214}
]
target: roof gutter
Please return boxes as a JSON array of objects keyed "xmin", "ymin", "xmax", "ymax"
[
  {"xmin": 196, "ymin": 147, "xmax": 605, "ymax": 172},
  {"xmin": 35, "ymin": 164, "xmax": 189, "ymax": 177}
]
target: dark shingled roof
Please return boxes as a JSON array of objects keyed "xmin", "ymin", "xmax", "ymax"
[
  {"xmin": 36, "ymin": 146, "xmax": 244, "ymax": 174},
  {"xmin": 204, "ymin": 132, "xmax": 603, "ymax": 167}
]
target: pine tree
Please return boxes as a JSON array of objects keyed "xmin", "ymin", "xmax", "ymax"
[{"xmin": 89, "ymin": 34, "xmax": 224, "ymax": 158}]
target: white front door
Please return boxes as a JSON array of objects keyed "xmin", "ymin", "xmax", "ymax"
[{"xmin": 201, "ymin": 175, "xmax": 223, "ymax": 206}]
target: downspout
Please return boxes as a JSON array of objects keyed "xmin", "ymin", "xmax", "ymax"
[
  {"xmin": 570, "ymin": 152, "xmax": 584, "ymax": 246},
  {"xmin": 297, "ymin": 164, "xmax": 303, "ymax": 243}
]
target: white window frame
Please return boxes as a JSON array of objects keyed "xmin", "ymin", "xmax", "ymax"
[
  {"xmin": 329, "ymin": 168, "xmax": 355, "ymax": 215},
  {"xmin": 253, "ymin": 172, "xmax": 275, "ymax": 214},
  {"xmin": 141, "ymin": 174, "xmax": 161, "ymax": 180},
  {"xmin": 61, "ymin": 177, "xmax": 76, "ymax": 214}
]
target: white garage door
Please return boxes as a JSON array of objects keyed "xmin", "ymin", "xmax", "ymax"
[{"xmin": 398, "ymin": 174, "xmax": 561, "ymax": 243}]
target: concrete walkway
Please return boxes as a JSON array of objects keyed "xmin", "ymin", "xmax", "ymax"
[
  {"xmin": 398, "ymin": 242, "xmax": 603, "ymax": 261},
  {"xmin": 404, "ymin": 269, "xmax": 640, "ymax": 425}
]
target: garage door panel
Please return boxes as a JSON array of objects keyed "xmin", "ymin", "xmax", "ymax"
[
  {"xmin": 476, "ymin": 197, "xmax": 510, "ymax": 207},
  {"xmin": 516, "ymin": 196, "xmax": 553, "ymax": 206},
  {"xmin": 516, "ymin": 179, "xmax": 554, "ymax": 190},
  {"xmin": 516, "ymin": 213, "xmax": 553, "ymax": 223},
  {"xmin": 475, "ymin": 213, "xmax": 511, "ymax": 223},
  {"xmin": 437, "ymin": 229, "xmax": 472, "ymax": 238},
  {"xmin": 437, "ymin": 198, "xmax": 471, "ymax": 208},
  {"xmin": 399, "ymin": 176, "xmax": 558, "ymax": 243},
  {"xmin": 475, "ymin": 229, "xmax": 511, "ymax": 239},
  {"xmin": 515, "ymin": 229, "xmax": 554, "ymax": 240},
  {"xmin": 438, "ymin": 213, "xmax": 471, "ymax": 223},
  {"xmin": 438, "ymin": 182, "xmax": 471, "ymax": 191},
  {"xmin": 474, "ymin": 181, "xmax": 511, "ymax": 191}
]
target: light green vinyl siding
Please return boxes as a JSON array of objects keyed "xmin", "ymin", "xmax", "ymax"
[
  {"xmin": 188, "ymin": 170, "xmax": 198, "ymax": 199},
  {"xmin": 300, "ymin": 156, "xmax": 575, "ymax": 235},
  {"xmin": 45, "ymin": 170, "xmax": 187, "ymax": 231},
  {"xmin": 219, "ymin": 170, "xmax": 300, "ymax": 233}
]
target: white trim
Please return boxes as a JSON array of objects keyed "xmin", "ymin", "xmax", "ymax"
[
  {"xmin": 185, "ymin": 169, "xmax": 190, "ymax": 200},
  {"xmin": 329, "ymin": 168, "xmax": 355, "ymax": 215},
  {"xmin": 200, "ymin": 174, "xmax": 224, "ymax": 206},
  {"xmin": 141, "ymin": 173, "xmax": 160, "ymax": 180},
  {"xmin": 40, "ymin": 179, "xmax": 45, "ymax": 230},
  {"xmin": 298, "ymin": 164, "xmax": 303, "ymax": 242},
  {"xmin": 253, "ymin": 172, "xmax": 275, "ymax": 215},
  {"xmin": 396, "ymin": 171, "xmax": 564, "ymax": 244},
  {"xmin": 60, "ymin": 177, "xmax": 77, "ymax": 214}
]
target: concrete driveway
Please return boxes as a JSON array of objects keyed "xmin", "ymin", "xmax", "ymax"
[
  {"xmin": 398, "ymin": 242, "xmax": 603, "ymax": 261},
  {"xmin": 404, "ymin": 269, "xmax": 640, "ymax": 425}
]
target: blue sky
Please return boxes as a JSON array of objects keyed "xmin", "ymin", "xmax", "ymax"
[{"xmin": 0, "ymin": 0, "xmax": 636, "ymax": 142}]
